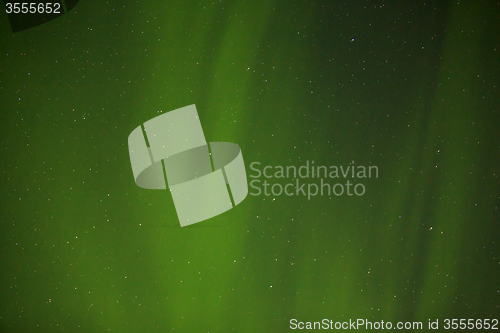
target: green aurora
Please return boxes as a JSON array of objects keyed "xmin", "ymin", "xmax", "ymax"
[{"xmin": 0, "ymin": 0, "xmax": 499, "ymax": 331}]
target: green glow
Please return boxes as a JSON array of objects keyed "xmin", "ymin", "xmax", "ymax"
[{"xmin": 0, "ymin": 0, "xmax": 498, "ymax": 331}]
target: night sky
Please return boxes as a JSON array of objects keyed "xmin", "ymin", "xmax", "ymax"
[{"xmin": 1, "ymin": 0, "xmax": 499, "ymax": 331}]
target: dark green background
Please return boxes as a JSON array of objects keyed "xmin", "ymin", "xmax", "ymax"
[{"xmin": 1, "ymin": 0, "xmax": 499, "ymax": 331}]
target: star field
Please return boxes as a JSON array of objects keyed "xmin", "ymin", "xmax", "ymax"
[{"xmin": 0, "ymin": 0, "xmax": 499, "ymax": 331}]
